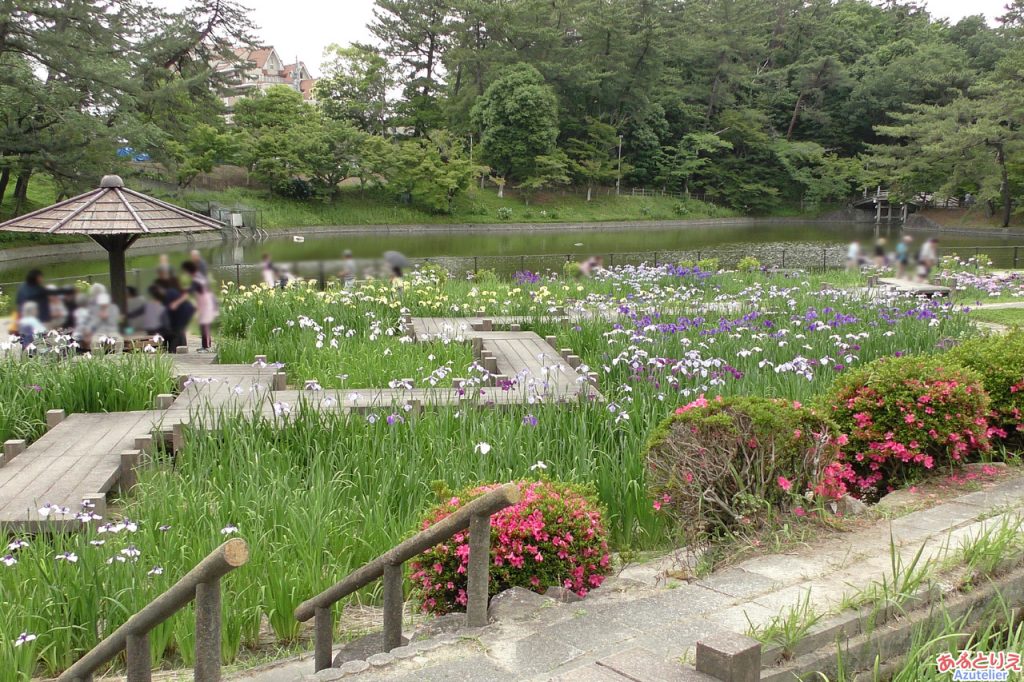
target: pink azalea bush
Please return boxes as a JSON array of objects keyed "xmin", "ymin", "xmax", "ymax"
[
  {"xmin": 826, "ymin": 355, "xmax": 992, "ymax": 499},
  {"xmin": 410, "ymin": 481, "xmax": 611, "ymax": 614},
  {"xmin": 948, "ymin": 331, "xmax": 1024, "ymax": 446},
  {"xmin": 647, "ymin": 396, "xmax": 843, "ymax": 538}
]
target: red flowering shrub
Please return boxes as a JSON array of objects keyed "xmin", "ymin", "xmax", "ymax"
[
  {"xmin": 827, "ymin": 355, "xmax": 991, "ymax": 499},
  {"xmin": 646, "ymin": 396, "xmax": 843, "ymax": 539},
  {"xmin": 410, "ymin": 481, "xmax": 611, "ymax": 615},
  {"xmin": 948, "ymin": 331, "xmax": 1024, "ymax": 446}
]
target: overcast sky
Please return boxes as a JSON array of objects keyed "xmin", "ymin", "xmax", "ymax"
[{"xmin": 154, "ymin": 0, "xmax": 1009, "ymax": 77}]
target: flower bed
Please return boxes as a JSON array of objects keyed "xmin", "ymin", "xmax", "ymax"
[
  {"xmin": 410, "ymin": 481, "xmax": 611, "ymax": 613},
  {"xmin": 826, "ymin": 355, "xmax": 992, "ymax": 499},
  {"xmin": 3, "ymin": 262, "xmax": 1002, "ymax": 676}
]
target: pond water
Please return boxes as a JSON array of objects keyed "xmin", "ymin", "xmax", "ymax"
[{"xmin": 0, "ymin": 221, "xmax": 1020, "ymax": 290}]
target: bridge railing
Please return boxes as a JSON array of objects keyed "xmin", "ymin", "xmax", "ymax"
[
  {"xmin": 58, "ymin": 538, "xmax": 249, "ymax": 682},
  {"xmin": 294, "ymin": 483, "xmax": 521, "ymax": 672}
]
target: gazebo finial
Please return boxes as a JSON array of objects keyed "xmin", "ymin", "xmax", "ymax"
[{"xmin": 100, "ymin": 174, "xmax": 125, "ymax": 188}]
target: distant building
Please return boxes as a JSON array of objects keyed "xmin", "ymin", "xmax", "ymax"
[{"xmin": 215, "ymin": 46, "xmax": 317, "ymax": 109}]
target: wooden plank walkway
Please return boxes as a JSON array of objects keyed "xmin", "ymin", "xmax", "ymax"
[
  {"xmin": 1, "ymin": 316, "xmax": 598, "ymax": 531},
  {"xmin": 877, "ymin": 277, "xmax": 951, "ymax": 297},
  {"xmin": 0, "ymin": 411, "xmax": 160, "ymax": 532}
]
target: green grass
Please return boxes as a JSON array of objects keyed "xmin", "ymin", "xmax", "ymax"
[
  {"xmin": 970, "ymin": 307, "xmax": 1024, "ymax": 326},
  {"xmin": 0, "ymin": 351, "xmax": 176, "ymax": 444},
  {"xmin": 164, "ymin": 185, "xmax": 737, "ymax": 229}
]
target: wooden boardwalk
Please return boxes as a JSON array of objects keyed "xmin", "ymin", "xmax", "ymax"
[
  {"xmin": 877, "ymin": 277, "xmax": 951, "ymax": 297},
  {"xmin": 0, "ymin": 411, "xmax": 160, "ymax": 532},
  {"xmin": 1, "ymin": 316, "xmax": 596, "ymax": 531}
]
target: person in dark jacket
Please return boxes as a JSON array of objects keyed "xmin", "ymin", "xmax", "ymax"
[{"xmin": 16, "ymin": 270, "xmax": 50, "ymax": 323}]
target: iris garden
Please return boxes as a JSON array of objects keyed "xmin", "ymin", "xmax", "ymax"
[{"xmin": 1, "ymin": 260, "xmax": 1020, "ymax": 677}]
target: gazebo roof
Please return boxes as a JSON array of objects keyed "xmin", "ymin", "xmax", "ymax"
[{"xmin": 0, "ymin": 175, "xmax": 224, "ymax": 235}]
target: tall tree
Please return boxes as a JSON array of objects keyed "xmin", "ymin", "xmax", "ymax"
[
  {"xmin": 471, "ymin": 64, "xmax": 560, "ymax": 182},
  {"xmin": 316, "ymin": 44, "xmax": 395, "ymax": 135},
  {"xmin": 370, "ymin": 0, "xmax": 451, "ymax": 134},
  {"xmin": 565, "ymin": 119, "xmax": 622, "ymax": 201}
]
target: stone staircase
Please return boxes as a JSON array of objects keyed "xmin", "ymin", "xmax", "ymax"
[{"xmin": 228, "ymin": 473, "xmax": 1024, "ymax": 682}]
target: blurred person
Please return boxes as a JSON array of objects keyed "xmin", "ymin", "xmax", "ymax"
[
  {"xmin": 142, "ymin": 285, "xmax": 171, "ymax": 345},
  {"xmin": 579, "ymin": 256, "xmax": 603, "ymax": 277},
  {"xmin": 16, "ymin": 270, "xmax": 50, "ymax": 323},
  {"xmin": 917, "ymin": 237, "xmax": 939, "ymax": 281},
  {"xmin": 896, "ymin": 235, "xmax": 913, "ymax": 279},
  {"xmin": 124, "ymin": 286, "xmax": 147, "ymax": 333},
  {"xmin": 17, "ymin": 301, "xmax": 46, "ymax": 349},
  {"xmin": 88, "ymin": 293, "xmax": 122, "ymax": 352},
  {"xmin": 873, "ymin": 238, "xmax": 887, "ymax": 268},
  {"xmin": 155, "ymin": 263, "xmax": 181, "ymax": 292},
  {"xmin": 189, "ymin": 249, "xmax": 209, "ymax": 277},
  {"xmin": 46, "ymin": 288, "xmax": 68, "ymax": 330},
  {"xmin": 339, "ymin": 249, "xmax": 356, "ymax": 288},
  {"xmin": 182, "ymin": 261, "xmax": 217, "ymax": 352},
  {"xmin": 72, "ymin": 292, "xmax": 92, "ymax": 345},
  {"xmin": 846, "ymin": 240, "xmax": 862, "ymax": 272},
  {"xmin": 153, "ymin": 276, "xmax": 195, "ymax": 351},
  {"xmin": 261, "ymin": 253, "xmax": 277, "ymax": 288}
]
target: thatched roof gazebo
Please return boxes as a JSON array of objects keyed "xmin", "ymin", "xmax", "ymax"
[{"xmin": 0, "ymin": 175, "xmax": 223, "ymax": 313}]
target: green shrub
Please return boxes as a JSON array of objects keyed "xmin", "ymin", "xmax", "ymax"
[
  {"xmin": 678, "ymin": 258, "xmax": 718, "ymax": 271},
  {"xmin": 646, "ymin": 396, "xmax": 842, "ymax": 538},
  {"xmin": 496, "ymin": 207, "xmax": 513, "ymax": 221},
  {"xmin": 415, "ymin": 262, "xmax": 449, "ymax": 285},
  {"xmin": 640, "ymin": 204, "xmax": 653, "ymax": 217},
  {"xmin": 474, "ymin": 268, "xmax": 500, "ymax": 285},
  {"xmin": 698, "ymin": 257, "xmax": 720, "ymax": 272},
  {"xmin": 947, "ymin": 331, "xmax": 1024, "ymax": 444},
  {"xmin": 737, "ymin": 256, "xmax": 761, "ymax": 272},
  {"xmin": 410, "ymin": 481, "xmax": 611, "ymax": 614},
  {"xmin": 826, "ymin": 355, "xmax": 992, "ymax": 499},
  {"xmin": 673, "ymin": 202, "xmax": 689, "ymax": 216},
  {"xmin": 563, "ymin": 261, "xmax": 583, "ymax": 279}
]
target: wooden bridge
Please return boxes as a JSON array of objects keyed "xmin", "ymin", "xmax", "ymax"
[
  {"xmin": 853, "ymin": 188, "xmax": 964, "ymax": 223},
  {"xmin": 0, "ymin": 317, "xmax": 597, "ymax": 532}
]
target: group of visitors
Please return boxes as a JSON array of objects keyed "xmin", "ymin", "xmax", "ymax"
[
  {"xmin": 144, "ymin": 251, "xmax": 218, "ymax": 352},
  {"xmin": 13, "ymin": 272, "xmax": 120, "ymax": 351},
  {"xmin": 10, "ymin": 249, "xmax": 218, "ymax": 352},
  {"xmin": 847, "ymin": 235, "xmax": 939, "ymax": 281}
]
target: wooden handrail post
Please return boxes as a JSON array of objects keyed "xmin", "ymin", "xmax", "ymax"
[
  {"xmin": 125, "ymin": 632, "xmax": 151, "ymax": 682},
  {"xmin": 58, "ymin": 539, "xmax": 248, "ymax": 682},
  {"xmin": 466, "ymin": 513, "xmax": 491, "ymax": 627},
  {"xmin": 295, "ymin": 484, "xmax": 519, "ymax": 623},
  {"xmin": 382, "ymin": 563, "xmax": 404, "ymax": 651},
  {"xmin": 194, "ymin": 579, "xmax": 221, "ymax": 682},
  {"xmin": 314, "ymin": 607, "xmax": 333, "ymax": 672}
]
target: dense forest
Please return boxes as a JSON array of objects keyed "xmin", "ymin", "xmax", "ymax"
[{"xmin": 2, "ymin": 0, "xmax": 1022, "ymax": 221}]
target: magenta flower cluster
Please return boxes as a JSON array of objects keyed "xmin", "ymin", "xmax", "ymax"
[{"xmin": 410, "ymin": 481, "xmax": 611, "ymax": 615}]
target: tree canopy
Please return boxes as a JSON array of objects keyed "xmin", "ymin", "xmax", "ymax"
[{"xmin": 4, "ymin": 0, "xmax": 1022, "ymax": 221}]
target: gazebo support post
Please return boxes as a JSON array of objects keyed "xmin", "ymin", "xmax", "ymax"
[{"xmin": 91, "ymin": 234, "xmax": 139, "ymax": 314}]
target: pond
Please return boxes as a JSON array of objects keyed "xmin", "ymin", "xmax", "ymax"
[{"xmin": 0, "ymin": 221, "xmax": 1020, "ymax": 290}]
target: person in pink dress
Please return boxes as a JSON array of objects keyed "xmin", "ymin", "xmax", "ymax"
[{"xmin": 182, "ymin": 261, "xmax": 217, "ymax": 351}]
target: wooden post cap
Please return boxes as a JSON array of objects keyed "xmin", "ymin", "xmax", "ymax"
[{"xmin": 222, "ymin": 537, "xmax": 249, "ymax": 567}]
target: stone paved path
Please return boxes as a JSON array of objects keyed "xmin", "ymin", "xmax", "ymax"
[{"xmin": 228, "ymin": 474, "xmax": 1024, "ymax": 682}]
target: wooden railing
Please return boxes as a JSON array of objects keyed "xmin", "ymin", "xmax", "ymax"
[
  {"xmin": 59, "ymin": 538, "xmax": 249, "ymax": 682},
  {"xmin": 294, "ymin": 483, "xmax": 521, "ymax": 672}
]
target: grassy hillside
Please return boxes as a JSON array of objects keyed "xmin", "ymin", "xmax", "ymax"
[{"xmin": 174, "ymin": 185, "xmax": 737, "ymax": 229}]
